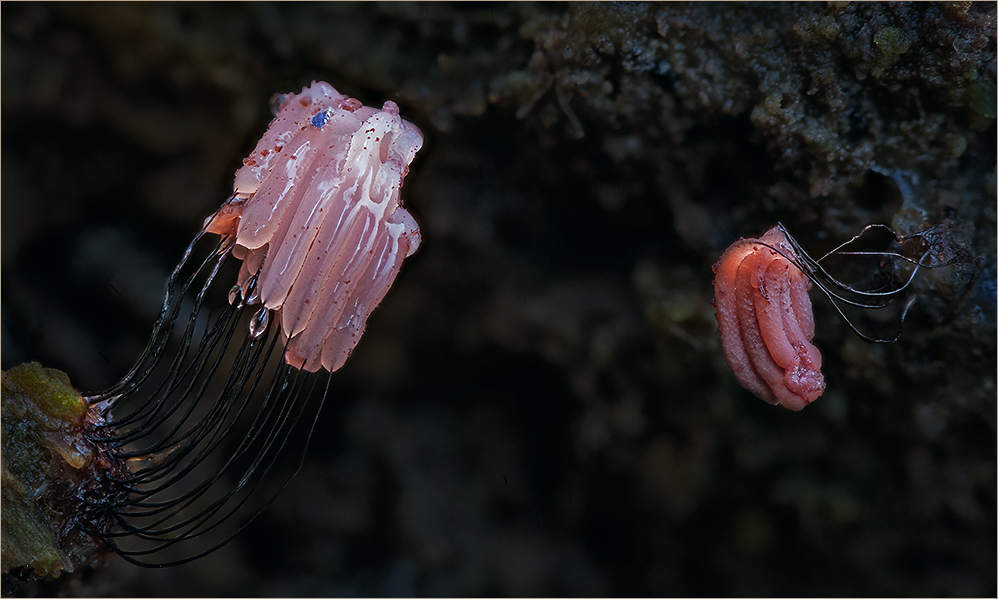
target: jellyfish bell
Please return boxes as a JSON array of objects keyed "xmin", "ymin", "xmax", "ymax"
[
  {"xmin": 206, "ymin": 80, "xmax": 423, "ymax": 373},
  {"xmin": 62, "ymin": 81, "xmax": 425, "ymax": 568}
]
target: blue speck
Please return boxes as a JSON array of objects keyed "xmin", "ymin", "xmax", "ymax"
[{"xmin": 311, "ymin": 109, "xmax": 332, "ymax": 129}]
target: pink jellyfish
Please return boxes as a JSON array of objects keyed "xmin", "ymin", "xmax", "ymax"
[
  {"xmin": 205, "ymin": 81, "xmax": 423, "ymax": 373},
  {"xmin": 78, "ymin": 82, "xmax": 423, "ymax": 567}
]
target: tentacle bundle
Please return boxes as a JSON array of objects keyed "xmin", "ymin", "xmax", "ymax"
[
  {"xmin": 206, "ymin": 80, "xmax": 423, "ymax": 372},
  {"xmin": 712, "ymin": 226, "xmax": 825, "ymax": 411},
  {"xmin": 83, "ymin": 231, "xmax": 331, "ymax": 566}
]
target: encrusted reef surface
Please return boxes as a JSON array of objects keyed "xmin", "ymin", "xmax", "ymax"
[
  {"xmin": 1, "ymin": 364, "xmax": 117, "ymax": 594},
  {"xmin": 2, "ymin": 2, "xmax": 994, "ymax": 596}
]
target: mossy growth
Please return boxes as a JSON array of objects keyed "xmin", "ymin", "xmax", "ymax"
[
  {"xmin": 968, "ymin": 77, "xmax": 997, "ymax": 118},
  {"xmin": 872, "ymin": 26, "xmax": 913, "ymax": 76},
  {"xmin": 1, "ymin": 363, "xmax": 108, "ymax": 592}
]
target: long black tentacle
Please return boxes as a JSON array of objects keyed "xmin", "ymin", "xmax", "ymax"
[
  {"xmin": 736, "ymin": 222, "xmax": 955, "ymax": 343},
  {"xmin": 81, "ymin": 228, "xmax": 332, "ymax": 567}
]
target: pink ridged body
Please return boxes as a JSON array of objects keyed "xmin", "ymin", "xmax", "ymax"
[
  {"xmin": 711, "ymin": 226, "xmax": 825, "ymax": 411},
  {"xmin": 206, "ymin": 81, "xmax": 423, "ymax": 372}
]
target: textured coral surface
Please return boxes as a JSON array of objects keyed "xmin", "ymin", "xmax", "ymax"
[
  {"xmin": 2, "ymin": 3, "xmax": 994, "ymax": 597},
  {"xmin": 1, "ymin": 364, "xmax": 110, "ymax": 591}
]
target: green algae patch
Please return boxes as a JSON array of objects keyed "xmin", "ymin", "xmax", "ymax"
[
  {"xmin": 3, "ymin": 362, "xmax": 86, "ymax": 425},
  {"xmin": 873, "ymin": 26, "xmax": 912, "ymax": 62},
  {"xmin": 1, "ymin": 363, "xmax": 106, "ymax": 585},
  {"xmin": 968, "ymin": 78, "xmax": 997, "ymax": 118},
  {"xmin": 872, "ymin": 26, "xmax": 913, "ymax": 77}
]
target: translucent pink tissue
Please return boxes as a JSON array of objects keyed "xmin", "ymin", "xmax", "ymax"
[{"xmin": 206, "ymin": 81, "xmax": 423, "ymax": 372}]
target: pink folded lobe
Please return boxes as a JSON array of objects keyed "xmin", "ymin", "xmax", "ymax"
[
  {"xmin": 317, "ymin": 208, "xmax": 419, "ymax": 372},
  {"xmin": 735, "ymin": 246, "xmax": 788, "ymax": 404},
  {"xmin": 712, "ymin": 241, "xmax": 778, "ymax": 404},
  {"xmin": 203, "ymin": 81, "xmax": 423, "ymax": 373},
  {"xmin": 756, "ymin": 260, "xmax": 799, "ymax": 370},
  {"xmin": 712, "ymin": 225, "xmax": 825, "ymax": 411}
]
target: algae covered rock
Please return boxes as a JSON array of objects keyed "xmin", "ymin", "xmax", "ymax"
[{"xmin": 1, "ymin": 363, "xmax": 111, "ymax": 593}]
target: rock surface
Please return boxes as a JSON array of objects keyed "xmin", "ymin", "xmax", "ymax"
[{"xmin": 2, "ymin": 3, "xmax": 994, "ymax": 596}]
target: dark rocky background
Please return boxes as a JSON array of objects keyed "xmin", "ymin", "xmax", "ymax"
[{"xmin": 2, "ymin": 2, "xmax": 995, "ymax": 596}]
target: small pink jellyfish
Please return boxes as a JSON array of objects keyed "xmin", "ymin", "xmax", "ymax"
[
  {"xmin": 711, "ymin": 222, "xmax": 956, "ymax": 411},
  {"xmin": 78, "ymin": 82, "xmax": 424, "ymax": 567},
  {"xmin": 205, "ymin": 80, "xmax": 424, "ymax": 372},
  {"xmin": 712, "ymin": 226, "xmax": 825, "ymax": 411}
]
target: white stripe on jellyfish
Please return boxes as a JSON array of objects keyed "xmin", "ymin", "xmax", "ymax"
[{"xmin": 204, "ymin": 81, "xmax": 423, "ymax": 372}]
